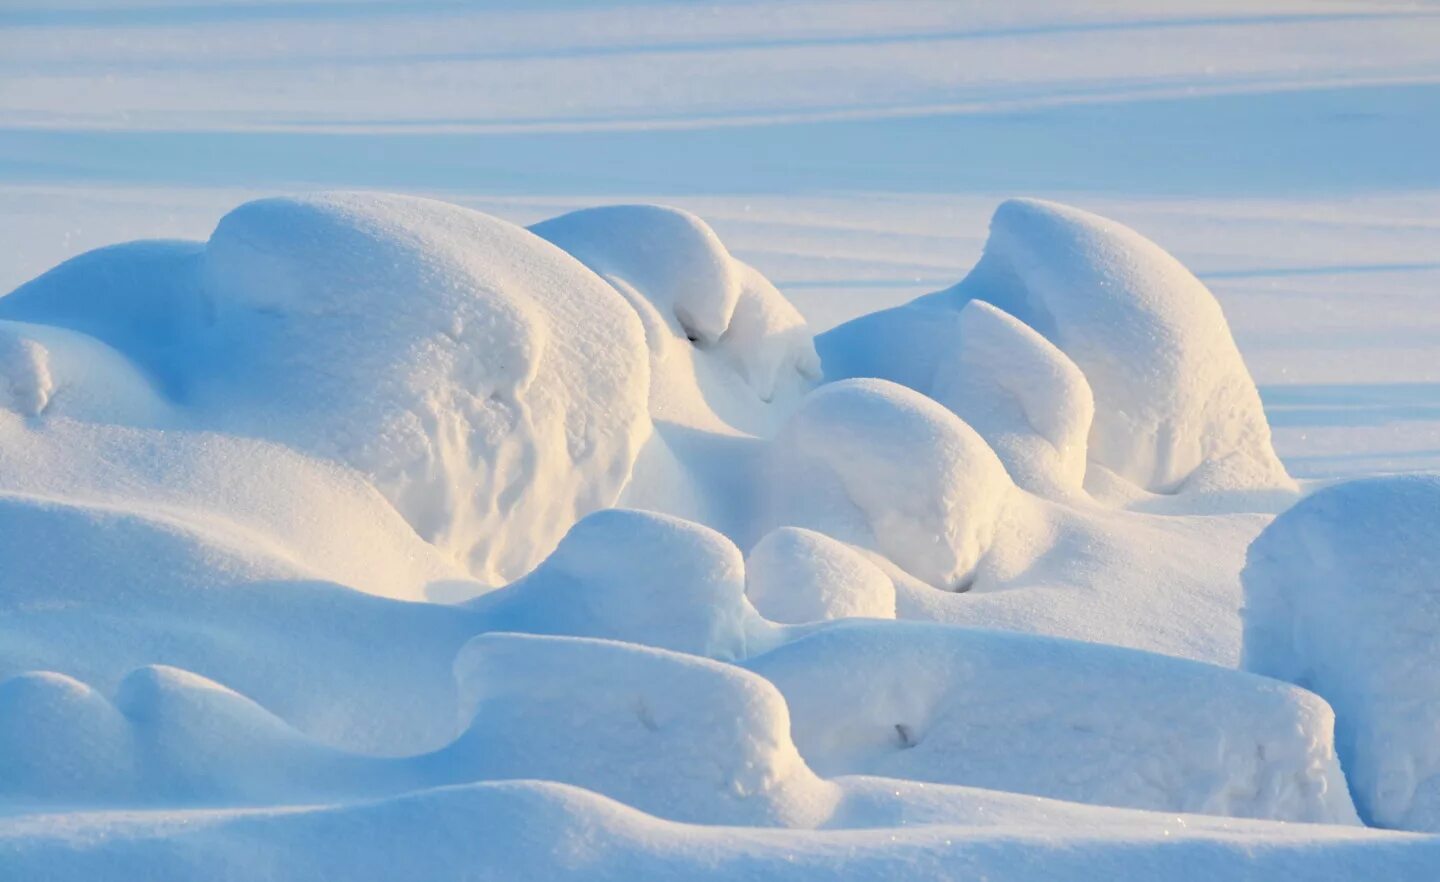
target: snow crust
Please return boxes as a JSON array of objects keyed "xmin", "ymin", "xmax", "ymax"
[{"xmin": 1243, "ymin": 476, "xmax": 1440, "ymax": 833}]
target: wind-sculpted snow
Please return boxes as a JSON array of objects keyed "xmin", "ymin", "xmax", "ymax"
[
  {"xmin": 2, "ymin": 194, "xmax": 654, "ymax": 586},
  {"xmin": 766, "ymin": 378, "xmax": 1013, "ymax": 591},
  {"xmin": 931, "ymin": 300, "xmax": 1094, "ymax": 496},
  {"xmin": 820, "ymin": 198, "xmax": 1294, "ymax": 498},
  {"xmin": 467, "ymin": 509, "xmax": 766, "ymax": 660},
  {"xmin": 745, "ymin": 526, "xmax": 896, "ymax": 623},
  {"xmin": 1243, "ymin": 476, "xmax": 1440, "ymax": 833},
  {"xmin": 2, "ymin": 190, "xmax": 1429, "ymax": 880},
  {"xmin": 748, "ymin": 621, "xmax": 1358, "ymax": 825}
]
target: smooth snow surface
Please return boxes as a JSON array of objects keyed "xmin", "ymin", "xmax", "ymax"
[
  {"xmin": 4, "ymin": 4, "xmax": 1440, "ymax": 878},
  {"xmin": 1243, "ymin": 476, "xmax": 1440, "ymax": 833}
]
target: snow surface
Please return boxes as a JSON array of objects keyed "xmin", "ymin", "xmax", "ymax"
[
  {"xmin": 1243, "ymin": 476, "xmax": 1440, "ymax": 833},
  {"xmin": 4, "ymin": 2, "xmax": 1440, "ymax": 879}
]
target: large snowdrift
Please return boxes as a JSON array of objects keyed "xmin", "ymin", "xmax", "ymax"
[
  {"xmin": 2, "ymin": 193, "xmax": 654, "ymax": 586},
  {"xmin": 820, "ymin": 198, "xmax": 1294, "ymax": 498},
  {"xmin": 1243, "ymin": 476, "xmax": 1440, "ymax": 833},
  {"xmin": 3, "ymin": 190, "xmax": 1427, "ymax": 880}
]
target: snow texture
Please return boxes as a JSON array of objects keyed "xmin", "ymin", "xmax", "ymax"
[{"xmin": 1243, "ymin": 476, "xmax": 1440, "ymax": 833}]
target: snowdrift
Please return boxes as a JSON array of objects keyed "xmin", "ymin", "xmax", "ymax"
[
  {"xmin": 1244, "ymin": 476, "xmax": 1440, "ymax": 833},
  {"xmin": 3, "ymin": 190, "xmax": 1430, "ymax": 880},
  {"xmin": 820, "ymin": 198, "xmax": 1294, "ymax": 498}
]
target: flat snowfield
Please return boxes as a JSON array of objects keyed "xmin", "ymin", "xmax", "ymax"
[{"xmin": 2, "ymin": 2, "xmax": 1439, "ymax": 881}]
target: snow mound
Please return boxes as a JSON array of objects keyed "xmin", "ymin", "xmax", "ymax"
[
  {"xmin": 930, "ymin": 300, "xmax": 1094, "ymax": 495},
  {"xmin": 0, "ymin": 492, "xmax": 480, "ymax": 754},
  {"xmin": 766, "ymin": 379, "xmax": 1012, "ymax": 590},
  {"xmin": 0, "ymin": 240, "xmax": 206, "ymax": 398},
  {"xmin": 467, "ymin": 509, "xmax": 764, "ymax": 660},
  {"xmin": 0, "ymin": 321, "xmax": 170, "ymax": 423},
  {"xmin": 0, "ymin": 672, "xmax": 136, "ymax": 803},
  {"xmin": 745, "ymin": 527, "xmax": 895, "ymax": 623},
  {"xmin": 820, "ymin": 198, "xmax": 1292, "ymax": 495},
  {"xmin": 4, "ymin": 194, "xmax": 653, "ymax": 585},
  {"xmin": 446, "ymin": 633, "xmax": 833, "ymax": 826},
  {"xmin": 747, "ymin": 622, "xmax": 1358, "ymax": 824},
  {"xmin": 1243, "ymin": 475, "xmax": 1440, "ymax": 832},
  {"xmin": 200, "ymin": 193, "xmax": 652, "ymax": 584},
  {"xmin": 531, "ymin": 204, "xmax": 819, "ymax": 415}
]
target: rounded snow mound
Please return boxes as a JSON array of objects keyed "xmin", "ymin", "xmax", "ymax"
[
  {"xmin": 0, "ymin": 491, "xmax": 479, "ymax": 755},
  {"xmin": 931, "ymin": 300, "xmax": 1094, "ymax": 496},
  {"xmin": 766, "ymin": 379, "xmax": 1012, "ymax": 590},
  {"xmin": 446, "ymin": 633, "xmax": 834, "ymax": 826},
  {"xmin": 745, "ymin": 527, "xmax": 895, "ymax": 623},
  {"xmin": 0, "ymin": 321, "xmax": 170, "ymax": 424},
  {"xmin": 0, "ymin": 671, "xmax": 137, "ymax": 802},
  {"xmin": 467, "ymin": 508, "xmax": 765, "ymax": 660},
  {"xmin": 1243, "ymin": 475, "xmax": 1440, "ymax": 832},
  {"xmin": 198, "ymin": 193, "xmax": 652, "ymax": 584},
  {"xmin": 748, "ymin": 621, "xmax": 1358, "ymax": 825},
  {"xmin": 820, "ymin": 198, "xmax": 1292, "ymax": 496},
  {"xmin": 532, "ymin": 204, "xmax": 820, "ymax": 428}
]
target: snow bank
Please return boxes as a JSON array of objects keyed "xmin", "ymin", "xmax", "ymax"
[
  {"xmin": 467, "ymin": 509, "xmax": 764, "ymax": 660},
  {"xmin": 766, "ymin": 379, "xmax": 1012, "ymax": 590},
  {"xmin": 1243, "ymin": 475, "xmax": 1440, "ymax": 832},
  {"xmin": 745, "ymin": 526, "xmax": 895, "ymax": 623},
  {"xmin": 0, "ymin": 672, "xmax": 136, "ymax": 803},
  {"xmin": 747, "ymin": 621, "xmax": 1357, "ymax": 824},
  {"xmin": 446, "ymin": 633, "xmax": 833, "ymax": 827},
  {"xmin": 820, "ymin": 198, "xmax": 1292, "ymax": 495},
  {"xmin": 930, "ymin": 300, "xmax": 1093, "ymax": 495}
]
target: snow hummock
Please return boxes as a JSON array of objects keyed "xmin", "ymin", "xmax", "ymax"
[
  {"xmin": 467, "ymin": 509, "xmax": 764, "ymax": 661},
  {"xmin": 930, "ymin": 300, "xmax": 1094, "ymax": 496},
  {"xmin": 745, "ymin": 527, "xmax": 896, "ymax": 623},
  {"xmin": 749, "ymin": 621, "xmax": 1358, "ymax": 825},
  {"xmin": 821, "ymin": 198, "xmax": 1294, "ymax": 498},
  {"xmin": 765, "ymin": 378, "xmax": 1013, "ymax": 591},
  {"xmin": 1243, "ymin": 475, "xmax": 1440, "ymax": 833}
]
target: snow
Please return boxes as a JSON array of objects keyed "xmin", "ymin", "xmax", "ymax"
[
  {"xmin": 4, "ymin": 2, "xmax": 1440, "ymax": 879},
  {"xmin": 765, "ymin": 378, "xmax": 1013, "ymax": 590},
  {"xmin": 1243, "ymin": 476, "xmax": 1440, "ymax": 833},
  {"xmin": 467, "ymin": 509, "xmax": 765, "ymax": 661},
  {"xmin": 749, "ymin": 621, "xmax": 1357, "ymax": 824},
  {"xmin": 823, "ymin": 198, "xmax": 1295, "ymax": 497},
  {"xmin": 745, "ymin": 526, "xmax": 896, "ymax": 623}
]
